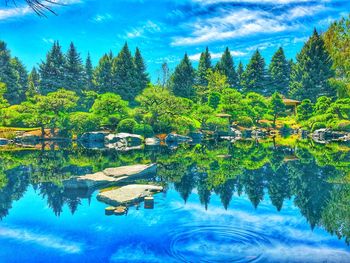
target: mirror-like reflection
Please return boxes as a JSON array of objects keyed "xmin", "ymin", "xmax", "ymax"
[{"xmin": 0, "ymin": 138, "xmax": 349, "ymax": 262}]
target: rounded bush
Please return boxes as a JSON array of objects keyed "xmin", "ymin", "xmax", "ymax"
[
  {"xmin": 133, "ymin": 124, "xmax": 154, "ymax": 137},
  {"xmin": 117, "ymin": 118, "xmax": 137, "ymax": 133},
  {"xmin": 237, "ymin": 116, "xmax": 254, "ymax": 128}
]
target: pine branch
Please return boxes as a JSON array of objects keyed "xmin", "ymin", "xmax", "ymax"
[{"xmin": 5, "ymin": 0, "xmax": 61, "ymax": 17}]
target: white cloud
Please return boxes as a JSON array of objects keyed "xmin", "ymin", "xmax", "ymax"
[
  {"xmin": 42, "ymin": 38, "xmax": 55, "ymax": 44},
  {"xmin": 92, "ymin": 13, "xmax": 113, "ymax": 23},
  {"xmin": 172, "ymin": 8, "xmax": 292, "ymax": 46},
  {"xmin": 171, "ymin": 2, "xmax": 327, "ymax": 46},
  {"xmin": 189, "ymin": 50, "xmax": 247, "ymax": 61},
  {"xmin": 0, "ymin": 226, "xmax": 84, "ymax": 254},
  {"xmin": 192, "ymin": 0, "xmax": 327, "ymax": 5},
  {"xmin": 126, "ymin": 20, "xmax": 161, "ymax": 38}
]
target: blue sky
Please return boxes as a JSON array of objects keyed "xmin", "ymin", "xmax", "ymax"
[{"xmin": 0, "ymin": 0, "xmax": 349, "ymax": 81}]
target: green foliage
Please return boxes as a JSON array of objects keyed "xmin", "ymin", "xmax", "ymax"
[
  {"xmin": 297, "ymin": 99, "xmax": 314, "ymax": 121},
  {"xmin": 133, "ymin": 124, "xmax": 154, "ymax": 137},
  {"xmin": 268, "ymin": 47, "xmax": 291, "ymax": 96},
  {"xmin": 134, "ymin": 47, "xmax": 149, "ymax": 99},
  {"xmin": 117, "ymin": 118, "xmax": 137, "ymax": 133},
  {"xmin": 206, "ymin": 116, "xmax": 228, "ymax": 131},
  {"xmin": 94, "ymin": 53, "xmax": 113, "ymax": 94},
  {"xmin": 242, "ymin": 50, "xmax": 267, "ymax": 94},
  {"xmin": 269, "ymin": 92, "xmax": 286, "ymax": 127},
  {"xmin": 216, "ymin": 47, "xmax": 238, "ymax": 88},
  {"xmin": 69, "ymin": 112, "xmax": 99, "ymax": 135},
  {"xmin": 197, "ymin": 47, "xmax": 212, "ymax": 86},
  {"xmin": 208, "ymin": 92, "xmax": 221, "ymax": 109},
  {"xmin": 91, "ymin": 93, "xmax": 128, "ymax": 128},
  {"xmin": 64, "ymin": 42, "xmax": 85, "ymax": 95},
  {"xmin": 112, "ymin": 43, "xmax": 137, "ymax": 101},
  {"xmin": 290, "ymin": 30, "xmax": 335, "ymax": 102},
  {"xmin": 237, "ymin": 116, "xmax": 254, "ymax": 128},
  {"xmin": 171, "ymin": 54, "xmax": 195, "ymax": 99},
  {"xmin": 39, "ymin": 41, "xmax": 66, "ymax": 95},
  {"xmin": 85, "ymin": 52, "xmax": 94, "ymax": 91}
]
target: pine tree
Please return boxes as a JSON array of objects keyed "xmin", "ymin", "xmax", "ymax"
[
  {"xmin": 197, "ymin": 47, "xmax": 212, "ymax": 86},
  {"xmin": 237, "ymin": 61, "xmax": 244, "ymax": 92},
  {"xmin": 112, "ymin": 43, "xmax": 137, "ymax": 101},
  {"xmin": 85, "ymin": 52, "xmax": 94, "ymax": 91},
  {"xmin": 242, "ymin": 50, "xmax": 267, "ymax": 94},
  {"xmin": 134, "ymin": 47, "xmax": 149, "ymax": 96},
  {"xmin": 290, "ymin": 29, "xmax": 335, "ymax": 102},
  {"xmin": 0, "ymin": 41, "xmax": 20, "ymax": 104},
  {"xmin": 268, "ymin": 47, "xmax": 291, "ymax": 96},
  {"xmin": 10, "ymin": 57, "xmax": 28, "ymax": 103},
  {"xmin": 216, "ymin": 47, "xmax": 238, "ymax": 88},
  {"xmin": 27, "ymin": 67, "xmax": 40, "ymax": 99},
  {"xmin": 64, "ymin": 42, "xmax": 85, "ymax": 94},
  {"xmin": 172, "ymin": 53, "xmax": 196, "ymax": 99},
  {"xmin": 93, "ymin": 53, "xmax": 113, "ymax": 94},
  {"xmin": 39, "ymin": 41, "xmax": 66, "ymax": 94}
]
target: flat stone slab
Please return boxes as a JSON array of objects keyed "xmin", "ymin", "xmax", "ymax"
[
  {"xmin": 97, "ymin": 184, "xmax": 163, "ymax": 206},
  {"xmin": 63, "ymin": 164, "xmax": 157, "ymax": 189}
]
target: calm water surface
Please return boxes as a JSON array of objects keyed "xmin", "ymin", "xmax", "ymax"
[{"xmin": 0, "ymin": 139, "xmax": 349, "ymax": 262}]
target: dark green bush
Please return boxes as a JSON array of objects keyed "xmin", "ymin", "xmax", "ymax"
[
  {"xmin": 133, "ymin": 124, "xmax": 154, "ymax": 137},
  {"xmin": 237, "ymin": 116, "xmax": 254, "ymax": 128},
  {"xmin": 117, "ymin": 118, "xmax": 137, "ymax": 133}
]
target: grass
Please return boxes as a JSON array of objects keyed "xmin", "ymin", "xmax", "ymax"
[{"xmin": 0, "ymin": 127, "xmax": 41, "ymax": 139}]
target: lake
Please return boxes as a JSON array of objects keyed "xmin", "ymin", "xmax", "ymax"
[{"xmin": 0, "ymin": 138, "xmax": 349, "ymax": 262}]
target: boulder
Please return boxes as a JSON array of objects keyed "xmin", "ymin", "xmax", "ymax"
[
  {"xmin": 145, "ymin": 137, "xmax": 161, "ymax": 146},
  {"xmin": 105, "ymin": 133, "xmax": 143, "ymax": 146},
  {"xmin": 165, "ymin": 133, "xmax": 192, "ymax": 144},
  {"xmin": 79, "ymin": 131, "xmax": 109, "ymax": 142},
  {"xmin": 312, "ymin": 129, "xmax": 350, "ymax": 143},
  {"xmin": 14, "ymin": 134, "xmax": 40, "ymax": 143},
  {"xmin": 63, "ymin": 164, "xmax": 157, "ymax": 189},
  {"xmin": 97, "ymin": 184, "xmax": 163, "ymax": 206},
  {"xmin": 0, "ymin": 138, "xmax": 10, "ymax": 146},
  {"xmin": 188, "ymin": 132, "xmax": 203, "ymax": 143}
]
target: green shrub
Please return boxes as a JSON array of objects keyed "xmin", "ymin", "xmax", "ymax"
[
  {"xmin": 69, "ymin": 112, "xmax": 99, "ymax": 136},
  {"xmin": 173, "ymin": 116, "xmax": 199, "ymax": 134},
  {"xmin": 117, "ymin": 118, "xmax": 137, "ymax": 133},
  {"xmin": 206, "ymin": 117, "xmax": 228, "ymax": 131},
  {"xmin": 133, "ymin": 124, "xmax": 154, "ymax": 137},
  {"xmin": 237, "ymin": 116, "xmax": 254, "ymax": 128},
  {"xmin": 327, "ymin": 119, "xmax": 350, "ymax": 132},
  {"xmin": 259, "ymin": 121, "xmax": 272, "ymax": 128}
]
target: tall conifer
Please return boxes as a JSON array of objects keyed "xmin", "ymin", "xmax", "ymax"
[
  {"xmin": 290, "ymin": 29, "xmax": 335, "ymax": 102},
  {"xmin": 216, "ymin": 47, "xmax": 238, "ymax": 88},
  {"xmin": 197, "ymin": 47, "xmax": 212, "ymax": 86},
  {"xmin": 64, "ymin": 42, "xmax": 85, "ymax": 94},
  {"xmin": 172, "ymin": 53, "xmax": 196, "ymax": 99},
  {"xmin": 268, "ymin": 47, "xmax": 291, "ymax": 96},
  {"xmin": 242, "ymin": 50, "xmax": 267, "ymax": 94},
  {"xmin": 39, "ymin": 41, "xmax": 66, "ymax": 94}
]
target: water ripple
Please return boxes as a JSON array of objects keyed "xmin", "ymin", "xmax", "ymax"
[{"xmin": 166, "ymin": 225, "xmax": 271, "ymax": 263}]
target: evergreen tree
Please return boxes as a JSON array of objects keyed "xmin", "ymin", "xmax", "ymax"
[
  {"xmin": 197, "ymin": 47, "xmax": 212, "ymax": 86},
  {"xmin": 242, "ymin": 50, "xmax": 267, "ymax": 94},
  {"xmin": 64, "ymin": 42, "xmax": 85, "ymax": 94},
  {"xmin": 112, "ymin": 43, "xmax": 137, "ymax": 101},
  {"xmin": 171, "ymin": 53, "xmax": 196, "ymax": 99},
  {"xmin": 93, "ymin": 53, "xmax": 113, "ymax": 94},
  {"xmin": 237, "ymin": 61, "xmax": 244, "ymax": 91},
  {"xmin": 268, "ymin": 47, "xmax": 290, "ymax": 96},
  {"xmin": 289, "ymin": 29, "xmax": 335, "ymax": 102},
  {"xmin": 85, "ymin": 52, "xmax": 94, "ymax": 91},
  {"xmin": 216, "ymin": 47, "xmax": 238, "ymax": 88},
  {"xmin": 26, "ymin": 68, "xmax": 40, "ymax": 99},
  {"xmin": 134, "ymin": 47, "xmax": 149, "ymax": 96},
  {"xmin": 0, "ymin": 41, "xmax": 20, "ymax": 104},
  {"xmin": 39, "ymin": 41, "xmax": 66, "ymax": 94},
  {"xmin": 10, "ymin": 57, "xmax": 28, "ymax": 103}
]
